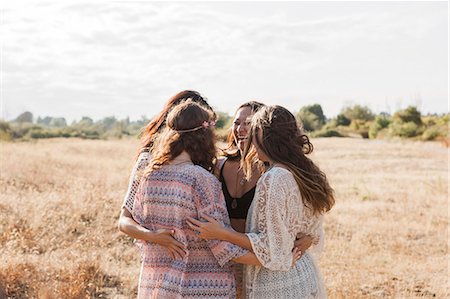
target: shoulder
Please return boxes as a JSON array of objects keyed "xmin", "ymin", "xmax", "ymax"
[
  {"xmin": 188, "ymin": 165, "xmax": 220, "ymax": 183},
  {"xmin": 136, "ymin": 151, "xmax": 151, "ymax": 163},
  {"xmin": 259, "ymin": 166, "xmax": 295, "ymax": 186},
  {"xmin": 186, "ymin": 165, "xmax": 221, "ymax": 194},
  {"xmin": 213, "ymin": 156, "xmax": 228, "ymax": 177}
]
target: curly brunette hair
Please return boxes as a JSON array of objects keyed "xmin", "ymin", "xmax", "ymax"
[
  {"xmin": 138, "ymin": 90, "xmax": 214, "ymax": 156},
  {"xmin": 147, "ymin": 101, "xmax": 217, "ymax": 173}
]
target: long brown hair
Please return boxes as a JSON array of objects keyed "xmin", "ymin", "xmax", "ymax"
[
  {"xmin": 147, "ymin": 101, "xmax": 217, "ymax": 173},
  {"xmin": 222, "ymin": 101, "xmax": 265, "ymax": 158},
  {"xmin": 242, "ymin": 105, "xmax": 335, "ymax": 215},
  {"xmin": 139, "ymin": 90, "xmax": 214, "ymax": 155}
]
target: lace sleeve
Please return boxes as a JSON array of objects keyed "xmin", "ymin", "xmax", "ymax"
[
  {"xmin": 121, "ymin": 152, "xmax": 150, "ymax": 213},
  {"xmin": 246, "ymin": 170, "xmax": 298, "ymax": 271},
  {"xmin": 194, "ymin": 173, "xmax": 249, "ymax": 267}
]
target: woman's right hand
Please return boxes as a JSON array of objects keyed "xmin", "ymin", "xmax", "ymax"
[
  {"xmin": 292, "ymin": 247, "xmax": 303, "ymax": 267},
  {"xmin": 151, "ymin": 229, "xmax": 186, "ymax": 260}
]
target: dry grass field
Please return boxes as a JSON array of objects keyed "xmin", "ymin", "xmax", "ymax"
[{"xmin": 0, "ymin": 138, "xmax": 448, "ymax": 298}]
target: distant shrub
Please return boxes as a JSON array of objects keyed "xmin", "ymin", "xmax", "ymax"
[
  {"xmin": 80, "ymin": 130, "xmax": 100, "ymax": 140},
  {"xmin": 9, "ymin": 123, "xmax": 37, "ymax": 139},
  {"xmin": 0, "ymin": 121, "xmax": 13, "ymax": 141},
  {"xmin": 341, "ymin": 105, "xmax": 375, "ymax": 122},
  {"xmin": 369, "ymin": 115, "xmax": 391, "ymax": 139},
  {"xmin": 421, "ymin": 127, "xmax": 441, "ymax": 141},
  {"xmin": 393, "ymin": 106, "xmax": 422, "ymax": 125},
  {"xmin": 297, "ymin": 104, "xmax": 326, "ymax": 132},
  {"xmin": 15, "ymin": 111, "xmax": 33, "ymax": 123},
  {"xmin": 350, "ymin": 120, "xmax": 371, "ymax": 139},
  {"xmin": 420, "ymin": 124, "xmax": 448, "ymax": 141},
  {"xmin": 313, "ymin": 128, "xmax": 343, "ymax": 138},
  {"xmin": 215, "ymin": 112, "xmax": 232, "ymax": 129},
  {"xmin": 215, "ymin": 127, "xmax": 230, "ymax": 142},
  {"xmin": 389, "ymin": 121, "xmax": 422, "ymax": 138},
  {"xmin": 336, "ymin": 114, "xmax": 351, "ymax": 126}
]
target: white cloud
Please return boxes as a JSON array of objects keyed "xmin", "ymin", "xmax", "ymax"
[{"xmin": 1, "ymin": 1, "xmax": 448, "ymax": 121}]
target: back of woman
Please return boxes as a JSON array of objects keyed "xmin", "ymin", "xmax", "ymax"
[
  {"xmin": 133, "ymin": 164, "xmax": 244, "ymax": 298},
  {"xmin": 131, "ymin": 101, "xmax": 248, "ymax": 299}
]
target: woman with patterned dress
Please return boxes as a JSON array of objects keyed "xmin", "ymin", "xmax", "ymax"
[
  {"xmin": 188, "ymin": 105, "xmax": 335, "ymax": 298},
  {"xmin": 119, "ymin": 90, "xmax": 215, "ymax": 261},
  {"xmin": 127, "ymin": 101, "xmax": 292, "ymax": 298}
]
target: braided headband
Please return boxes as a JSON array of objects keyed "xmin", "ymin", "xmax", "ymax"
[{"xmin": 173, "ymin": 120, "xmax": 216, "ymax": 133}]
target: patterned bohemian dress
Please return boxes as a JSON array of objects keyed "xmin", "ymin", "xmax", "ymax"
[
  {"xmin": 123, "ymin": 152, "xmax": 247, "ymax": 299},
  {"xmin": 244, "ymin": 166, "xmax": 327, "ymax": 299}
]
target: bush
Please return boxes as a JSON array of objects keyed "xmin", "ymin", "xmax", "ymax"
[
  {"xmin": 15, "ymin": 111, "xmax": 33, "ymax": 123},
  {"xmin": 0, "ymin": 121, "xmax": 13, "ymax": 141},
  {"xmin": 421, "ymin": 127, "xmax": 441, "ymax": 141},
  {"xmin": 389, "ymin": 121, "xmax": 422, "ymax": 138},
  {"xmin": 313, "ymin": 129, "xmax": 343, "ymax": 138},
  {"xmin": 369, "ymin": 115, "xmax": 391, "ymax": 139},
  {"xmin": 336, "ymin": 114, "xmax": 351, "ymax": 126},
  {"xmin": 215, "ymin": 127, "xmax": 230, "ymax": 142},
  {"xmin": 215, "ymin": 112, "xmax": 232, "ymax": 129},
  {"xmin": 350, "ymin": 120, "xmax": 371, "ymax": 139},
  {"xmin": 421, "ymin": 125, "xmax": 448, "ymax": 141},
  {"xmin": 297, "ymin": 104, "xmax": 326, "ymax": 132},
  {"xmin": 393, "ymin": 106, "xmax": 422, "ymax": 125},
  {"xmin": 341, "ymin": 105, "xmax": 375, "ymax": 122}
]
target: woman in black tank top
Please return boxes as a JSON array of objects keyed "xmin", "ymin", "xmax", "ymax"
[{"xmin": 218, "ymin": 101, "xmax": 265, "ymax": 233}]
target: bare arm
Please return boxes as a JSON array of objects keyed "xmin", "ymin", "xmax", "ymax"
[
  {"xmin": 187, "ymin": 215, "xmax": 253, "ymax": 251},
  {"xmin": 118, "ymin": 208, "xmax": 186, "ymax": 259},
  {"xmin": 187, "ymin": 215, "xmax": 303, "ymax": 266},
  {"xmin": 118, "ymin": 208, "xmax": 153, "ymax": 241}
]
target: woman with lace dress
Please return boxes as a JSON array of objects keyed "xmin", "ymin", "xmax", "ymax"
[
  {"xmin": 188, "ymin": 105, "xmax": 335, "ymax": 298},
  {"xmin": 216, "ymin": 101, "xmax": 316, "ymax": 298}
]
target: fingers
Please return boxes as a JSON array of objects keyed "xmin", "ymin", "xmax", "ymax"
[
  {"xmin": 167, "ymin": 248, "xmax": 175, "ymax": 259},
  {"xmin": 292, "ymin": 247, "xmax": 302, "ymax": 266},
  {"xmin": 167, "ymin": 247, "xmax": 181, "ymax": 260},
  {"xmin": 201, "ymin": 214, "xmax": 217, "ymax": 223},
  {"xmin": 186, "ymin": 217, "xmax": 204, "ymax": 227},
  {"xmin": 168, "ymin": 245, "xmax": 186, "ymax": 260},
  {"xmin": 160, "ymin": 229, "xmax": 176, "ymax": 235},
  {"xmin": 170, "ymin": 238, "xmax": 185, "ymax": 250},
  {"xmin": 186, "ymin": 220, "xmax": 203, "ymax": 232}
]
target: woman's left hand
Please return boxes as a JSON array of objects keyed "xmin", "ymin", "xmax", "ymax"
[
  {"xmin": 293, "ymin": 233, "xmax": 314, "ymax": 257},
  {"xmin": 186, "ymin": 215, "xmax": 228, "ymax": 240}
]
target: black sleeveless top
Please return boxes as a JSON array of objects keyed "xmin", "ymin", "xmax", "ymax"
[{"xmin": 219, "ymin": 160, "xmax": 256, "ymax": 219}]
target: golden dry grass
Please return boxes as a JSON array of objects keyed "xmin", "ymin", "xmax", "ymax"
[{"xmin": 0, "ymin": 138, "xmax": 448, "ymax": 298}]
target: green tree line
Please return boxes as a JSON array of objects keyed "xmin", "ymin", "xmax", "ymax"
[
  {"xmin": 0, "ymin": 105, "xmax": 448, "ymax": 142},
  {"xmin": 297, "ymin": 104, "xmax": 448, "ymax": 141}
]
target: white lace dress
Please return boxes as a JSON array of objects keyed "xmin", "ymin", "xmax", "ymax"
[{"xmin": 244, "ymin": 167, "xmax": 327, "ymax": 299}]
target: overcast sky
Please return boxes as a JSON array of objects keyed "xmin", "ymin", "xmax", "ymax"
[{"xmin": 1, "ymin": 1, "xmax": 448, "ymax": 122}]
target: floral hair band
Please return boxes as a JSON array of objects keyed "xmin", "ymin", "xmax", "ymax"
[{"xmin": 174, "ymin": 120, "xmax": 216, "ymax": 133}]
